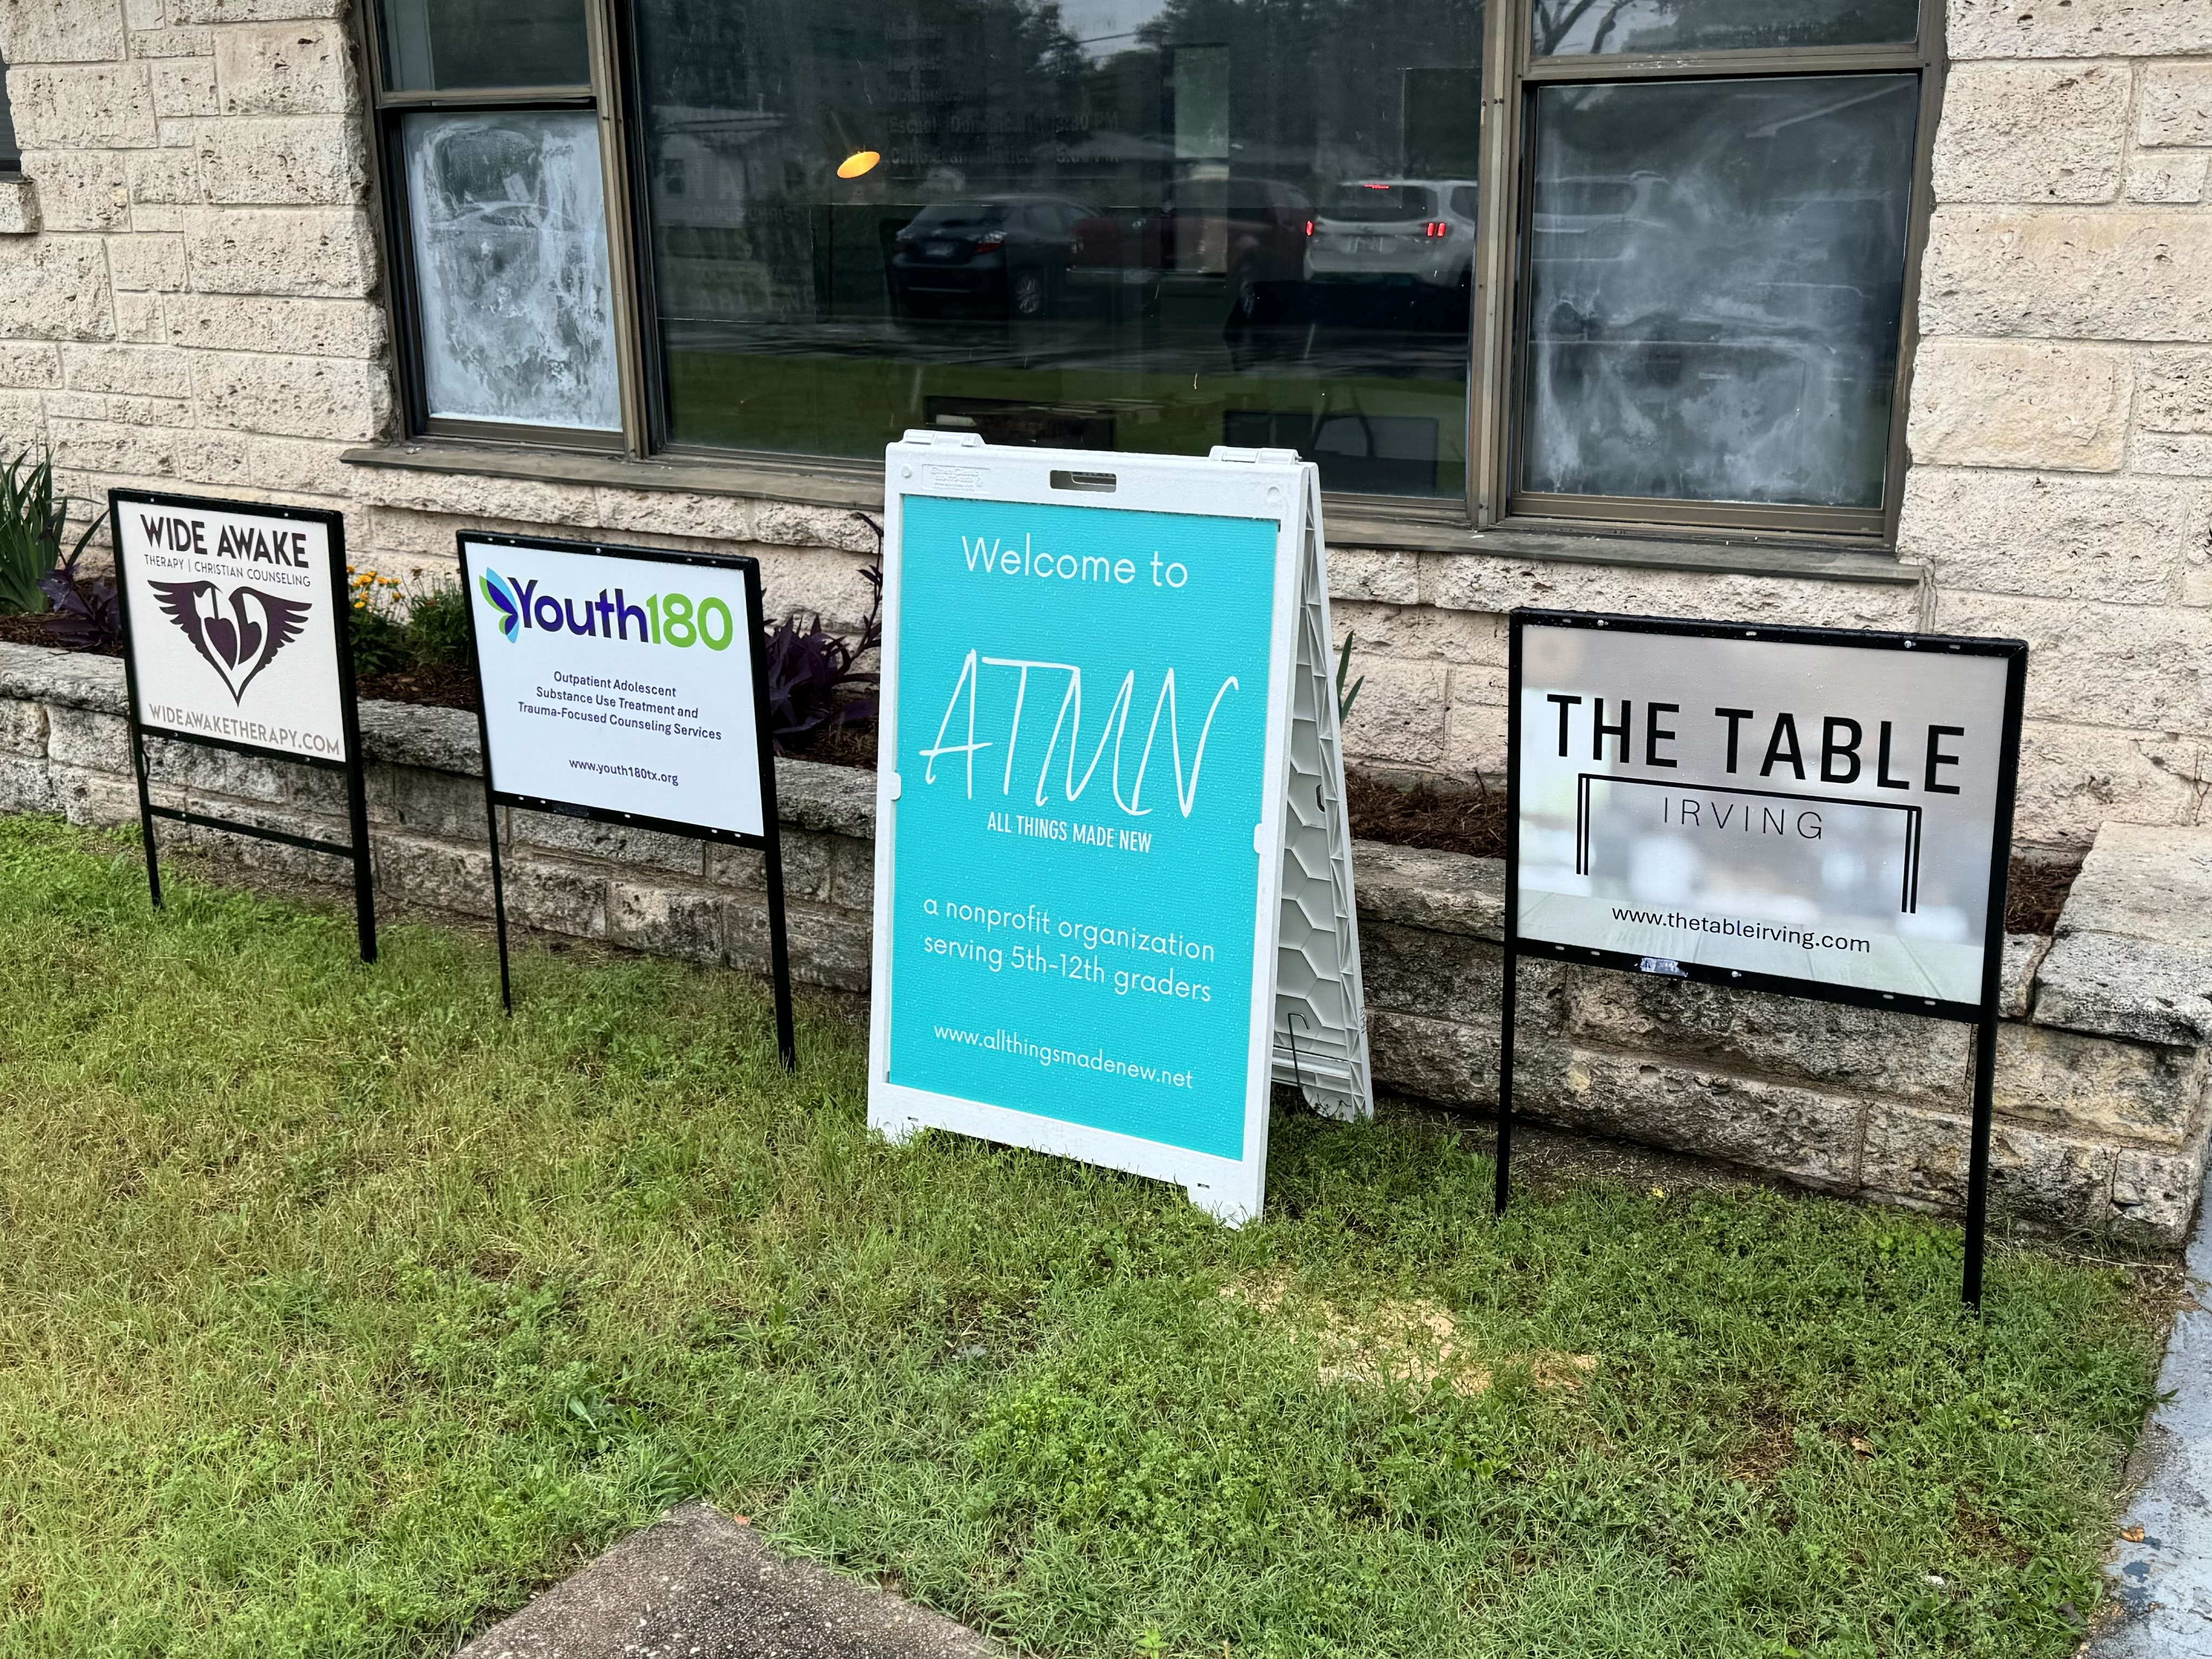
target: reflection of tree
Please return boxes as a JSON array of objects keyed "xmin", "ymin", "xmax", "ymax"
[
  {"xmin": 639, "ymin": 0, "xmax": 1485, "ymax": 203},
  {"xmin": 1531, "ymin": 0, "xmax": 1916, "ymax": 55},
  {"xmin": 1128, "ymin": 0, "xmax": 1484, "ymax": 182},
  {"xmin": 1531, "ymin": 0, "xmax": 1636, "ymax": 55},
  {"xmin": 640, "ymin": 0, "xmax": 1087, "ymax": 179}
]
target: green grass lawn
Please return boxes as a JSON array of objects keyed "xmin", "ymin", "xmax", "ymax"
[{"xmin": 0, "ymin": 817, "xmax": 2168, "ymax": 1658}]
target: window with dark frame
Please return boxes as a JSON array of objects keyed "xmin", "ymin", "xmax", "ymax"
[
  {"xmin": 1491, "ymin": 0, "xmax": 1937, "ymax": 541},
  {"xmin": 367, "ymin": 0, "xmax": 627, "ymax": 443},
  {"xmin": 0, "ymin": 47, "xmax": 22, "ymax": 176},
  {"xmin": 363, "ymin": 0, "xmax": 1941, "ymax": 547}
]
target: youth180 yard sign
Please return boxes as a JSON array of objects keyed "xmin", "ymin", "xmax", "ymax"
[
  {"xmin": 458, "ymin": 533, "xmax": 795, "ymax": 1062},
  {"xmin": 112, "ymin": 489, "xmax": 376, "ymax": 960},
  {"xmin": 869, "ymin": 433, "xmax": 1372, "ymax": 1223},
  {"xmin": 1500, "ymin": 610, "xmax": 2027, "ymax": 1303}
]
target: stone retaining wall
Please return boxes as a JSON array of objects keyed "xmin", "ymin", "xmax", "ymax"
[{"xmin": 2, "ymin": 639, "xmax": 2203, "ymax": 1245}]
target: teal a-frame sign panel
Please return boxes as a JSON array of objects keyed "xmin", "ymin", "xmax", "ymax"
[{"xmin": 868, "ymin": 433, "xmax": 1370, "ymax": 1222}]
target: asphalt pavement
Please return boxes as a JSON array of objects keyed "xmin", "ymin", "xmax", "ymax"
[
  {"xmin": 2088, "ymin": 1192, "xmax": 2212, "ymax": 1656},
  {"xmin": 454, "ymin": 1502, "xmax": 995, "ymax": 1659}
]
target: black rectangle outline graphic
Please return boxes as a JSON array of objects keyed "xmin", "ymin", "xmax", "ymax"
[{"xmin": 1573, "ymin": 773, "xmax": 1924, "ymax": 914}]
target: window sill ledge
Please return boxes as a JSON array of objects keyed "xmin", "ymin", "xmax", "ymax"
[
  {"xmin": 341, "ymin": 439, "xmax": 1925, "ymax": 589},
  {"xmin": 1324, "ymin": 510, "xmax": 1924, "ymax": 586}
]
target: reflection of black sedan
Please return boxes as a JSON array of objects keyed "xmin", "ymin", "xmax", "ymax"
[{"xmin": 889, "ymin": 197, "xmax": 1095, "ymax": 319}]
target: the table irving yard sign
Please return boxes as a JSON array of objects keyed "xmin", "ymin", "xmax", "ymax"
[
  {"xmin": 868, "ymin": 432, "xmax": 1371, "ymax": 1222},
  {"xmin": 1498, "ymin": 610, "xmax": 2028, "ymax": 1305},
  {"xmin": 112, "ymin": 489, "xmax": 378, "ymax": 961},
  {"xmin": 458, "ymin": 533, "xmax": 797, "ymax": 1065}
]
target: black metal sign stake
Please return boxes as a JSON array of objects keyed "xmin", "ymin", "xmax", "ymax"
[
  {"xmin": 460, "ymin": 535, "xmax": 796, "ymax": 1070},
  {"xmin": 112, "ymin": 490, "xmax": 377, "ymax": 964},
  {"xmin": 1493, "ymin": 608, "xmax": 2026, "ymax": 1311},
  {"xmin": 1961, "ymin": 651, "xmax": 2026, "ymax": 1309},
  {"xmin": 1495, "ymin": 616, "xmax": 1524, "ymax": 1221}
]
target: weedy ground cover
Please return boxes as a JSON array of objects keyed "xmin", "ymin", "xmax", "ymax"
[{"xmin": 0, "ymin": 818, "xmax": 2168, "ymax": 1658}]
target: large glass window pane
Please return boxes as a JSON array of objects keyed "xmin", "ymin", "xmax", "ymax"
[
  {"xmin": 402, "ymin": 112, "xmax": 621, "ymax": 431},
  {"xmin": 1532, "ymin": 0, "xmax": 1917, "ymax": 56},
  {"xmin": 1518, "ymin": 74, "xmax": 1917, "ymax": 511},
  {"xmin": 381, "ymin": 0, "xmax": 590, "ymax": 92},
  {"xmin": 634, "ymin": 0, "xmax": 1484, "ymax": 497}
]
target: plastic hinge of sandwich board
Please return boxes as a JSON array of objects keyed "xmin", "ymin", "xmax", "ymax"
[
  {"xmin": 1268, "ymin": 468, "xmax": 1374, "ymax": 1124},
  {"xmin": 899, "ymin": 429, "xmax": 985, "ymax": 448}
]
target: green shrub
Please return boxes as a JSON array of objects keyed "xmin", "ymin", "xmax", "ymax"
[
  {"xmin": 405, "ymin": 581, "xmax": 472, "ymax": 674},
  {"xmin": 346, "ymin": 605, "xmax": 411, "ymax": 678},
  {"xmin": 344, "ymin": 564, "xmax": 411, "ymax": 677}
]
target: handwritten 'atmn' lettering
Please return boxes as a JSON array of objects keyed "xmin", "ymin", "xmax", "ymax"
[{"xmin": 918, "ymin": 654, "xmax": 1237, "ymax": 819}]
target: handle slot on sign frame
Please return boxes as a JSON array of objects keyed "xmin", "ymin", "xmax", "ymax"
[
  {"xmin": 1496, "ymin": 608, "xmax": 2027, "ymax": 1308},
  {"xmin": 111, "ymin": 489, "xmax": 377, "ymax": 963},
  {"xmin": 457, "ymin": 533, "xmax": 795, "ymax": 1068}
]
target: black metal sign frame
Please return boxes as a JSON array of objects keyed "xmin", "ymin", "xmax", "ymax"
[
  {"xmin": 457, "ymin": 532, "xmax": 795, "ymax": 1068},
  {"xmin": 1497, "ymin": 608, "xmax": 2028, "ymax": 1308},
  {"xmin": 111, "ymin": 489, "xmax": 377, "ymax": 963}
]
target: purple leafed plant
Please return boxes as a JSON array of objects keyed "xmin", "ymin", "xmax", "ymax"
[
  {"xmin": 39, "ymin": 534, "xmax": 122, "ymax": 654},
  {"xmin": 762, "ymin": 515, "xmax": 883, "ymax": 755}
]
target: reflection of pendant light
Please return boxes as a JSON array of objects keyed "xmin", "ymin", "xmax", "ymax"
[{"xmin": 837, "ymin": 149, "xmax": 881, "ymax": 179}]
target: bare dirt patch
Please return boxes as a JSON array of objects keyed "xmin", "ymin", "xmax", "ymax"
[{"xmin": 1226, "ymin": 1275, "xmax": 1596, "ymax": 1397}]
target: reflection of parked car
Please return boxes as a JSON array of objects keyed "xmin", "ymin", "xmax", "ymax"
[
  {"xmin": 1070, "ymin": 178, "xmax": 1311, "ymax": 314},
  {"xmin": 1304, "ymin": 179, "xmax": 1477, "ymax": 290},
  {"xmin": 889, "ymin": 196, "xmax": 1094, "ymax": 318}
]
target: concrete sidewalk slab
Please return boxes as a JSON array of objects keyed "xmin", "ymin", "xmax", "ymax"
[
  {"xmin": 456, "ymin": 1503, "xmax": 997, "ymax": 1659},
  {"xmin": 2088, "ymin": 1195, "xmax": 2212, "ymax": 1656}
]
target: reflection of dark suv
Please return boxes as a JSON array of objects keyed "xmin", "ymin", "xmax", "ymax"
[
  {"xmin": 889, "ymin": 196, "xmax": 1095, "ymax": 318},
  {"xmin": 1070, "ymin": 178, "xmax": 1311, "ymax": 314}
]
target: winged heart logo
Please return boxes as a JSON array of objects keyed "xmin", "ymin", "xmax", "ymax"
[{"xmin": 149, "ymin": 581, "xmax": 313, "ymax": 705}]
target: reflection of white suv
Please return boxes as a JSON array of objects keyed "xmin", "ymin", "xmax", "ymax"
[{"xmin": 1304, "ymin": 179, "xmax": 1478, "ymax": 288}]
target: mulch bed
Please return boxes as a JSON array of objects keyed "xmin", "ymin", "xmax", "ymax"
[
  {"xmin": 2004, "ymin": 856, "xmax": 2082, "ymax": 936},
  {"xmin": 1346, "ymin": 769, "xmax": 1508, "ymax": 859},
  {"xmin": 796, "ymin": 721, "xmax": 878, "ymax": 770},
  {"xmin": 355, "ymin": 664, "xmax": 480, "ymax": 712},
  {"xmin": 0, "ymin": 612, "xmax": 123, "ymax": 656}
]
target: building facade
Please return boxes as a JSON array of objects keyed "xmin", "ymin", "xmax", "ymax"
[{"xmin": 0, "ymin": 1, "xmax": 2206, "ymax": 857}]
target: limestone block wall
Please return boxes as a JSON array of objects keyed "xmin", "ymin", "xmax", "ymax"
[
  {"xmin": 1903, "ymin": 0, "xmax": 2212, "ymax": 848},
  {"xmin": 1, "ymin": 637, "xmax": 2201, "ymax": 1244},
  {"xmin": 0, "ymin": 0, "xmax": 2206, "ymax": 856},
  {"xmin": 0, "ymin": 642, "xmax": 879, "ymax": 996}
]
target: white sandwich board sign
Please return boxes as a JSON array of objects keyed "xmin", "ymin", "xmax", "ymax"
[{"xmin": 868, "ymin": 432, "xmax": 1371, "ymax": 1223}]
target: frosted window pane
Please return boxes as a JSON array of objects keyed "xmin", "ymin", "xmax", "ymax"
[
  {"xmin": 380, "ymin": 0, "xmax": 589, "ymax": 92},
  {"xmin": 1519, "ymin": 75, "xmax": 1917, "ymax": 510},
  {"xmin": 404, "ymin": 112, "xmax": 621, "ymax": 432},
  {"xmin": 1534, "ymin": 0, "xmax": 1917, "ymax": 55}
]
